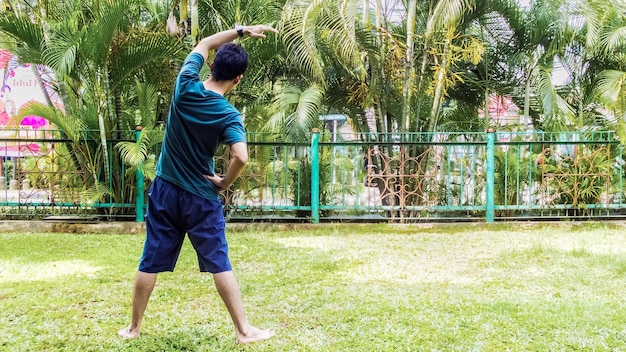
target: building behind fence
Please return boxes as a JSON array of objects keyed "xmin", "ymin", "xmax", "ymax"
[{"xmin": 1, "ymin": 128, "xmax": 624, "ymax": 223}]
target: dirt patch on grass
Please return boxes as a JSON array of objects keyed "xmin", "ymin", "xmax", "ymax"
[
  {"xmin": 272, "ymin": 226, "xmax": 626, "ymax": 285},
  {"xmin": 0, "ymin": 259, "xmax": 102, "ymax": 283}
]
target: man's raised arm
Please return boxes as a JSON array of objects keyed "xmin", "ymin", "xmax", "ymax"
[{"xmin": 191, "ymin": 25, "xmax": 279, "ymax": 62}]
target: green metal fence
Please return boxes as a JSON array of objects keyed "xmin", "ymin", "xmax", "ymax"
[
  {"xmin": 1, "ymin": 128, "xmax": 624, "ymax": 222},
  {"xmin": 318, "ymin": 130, "xmax": 622, "ymax": 222},
  {"xmin": 0, "ymin": 128, "xmax": 138, "ymax": 221}
]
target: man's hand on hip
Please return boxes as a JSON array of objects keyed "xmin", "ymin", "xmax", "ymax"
[{"xmin": 205, "ymin": 174, "xmax": 226, "ymax": 190}]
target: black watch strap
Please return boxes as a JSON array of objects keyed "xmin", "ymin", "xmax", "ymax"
[{"xmin": 235, "ymin": 25, "xmax": 244, "ymax": 37}]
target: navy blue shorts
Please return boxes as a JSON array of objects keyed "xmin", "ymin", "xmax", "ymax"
[{"xmin": 138, "ymin": 177, "xmax": 232, "ymax": 274}]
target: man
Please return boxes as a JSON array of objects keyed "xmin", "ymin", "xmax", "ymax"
[{"xmin": 118, "ymin": 24, "xmax": 278, "ymax": 344}]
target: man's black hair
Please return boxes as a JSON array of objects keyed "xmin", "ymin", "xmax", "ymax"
[{"xmin": 211, "ymin": 43, "xmax": 249, "ymax": 81}]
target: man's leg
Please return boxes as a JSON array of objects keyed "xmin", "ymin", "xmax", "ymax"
[
  {"xmin": 118, "ymin": 271, "xmax": 157, "ymax": 339},
  {"xmin": 213, "ymin": 271, "xmax": 274, "ymax": 344}
]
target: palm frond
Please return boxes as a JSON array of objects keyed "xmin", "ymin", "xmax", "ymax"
[
  {"xmin": 109, "ymin": 32, "xmax": 185, "ymax": 89},
  {"xmin": 0, "ymin": 12, "xmax": 44, "ymax": 63},
  {"xmin": 80, "ymin": 0, "xmax": 130, "ymax": 66},
  {"xmin": 199, "ymin": 0, "xmax": 282, "ymax": 35},
  {"xmin": 323, "ymin": 4, "xmax": 366, "ymax": 81},
  {"xmin": 135, "ymin": 81, "xmax": 159, "ymax": 127},
  {"xmin": 82, "ymin": 182, "xmax": 115, "ymax": 204},
  {"xmin": 123, "ymin": 158, "xmax": 158, "ymax": 181},
  {"xmin": 14, "ymin": 103, "xmax": 84, "ymax": 142},
  {"xmin": 595, "ymin": 69, "xmax": 626, "ymax": 104},
  {"xmin": 263, "ymin": 81, "xmax": 324, "ymax": 141},
  {"xmin": 280, "ymin": 0, "xmax": 326, "ymax": 83},
  {"xmin": 263, "ymin": 110, "xmax": 288, "ymax": 136},
  {"xmin": 116, "ymin": 130, "xmax": 152, "ymax": 167},
  {"xmin": 291, "ymin": 84, "xmax": 324, "ymax": 136},
  {"xmin": 42, "ymin": 21, "xmax": 83, "ymax": 76},
  {"xmin": 581, "ymin": 0, "xmax": 604, "ymax": 52},
  {"xmin": 604, "ymin": 26, "xmax": 626, "ymax": 56},
  {"xmin": 426, "ymin": 0, "xmax": 476, "ymax": 38},
  {"xmin": 73, "ymin": 101, "xmax": 105, "ymax": 131},
  {"xmin": 133, "ymin": 0, "xmax": 171, "ymax": 30},
  {"xmin": 616, "ymin": 120, "xmax": 626, "ymax": 145},
  {"xmin": 533, "ymin": 64, "xmax": 575, "ymax": 129},
  {"xmin": 46, "ymin": 0, "xmax": 83, "ymax": 23}
]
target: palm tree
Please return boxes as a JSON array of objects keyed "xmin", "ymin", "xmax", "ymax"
[
  {"xmin": 277, "ymin": 0, "xmax": 511, "ymax": 135},
  {"xmin": 582, "ymin": 0, "xmax": 626, "ymax": 139},
  {"xmin": 422, "ymin": 0, "xmax": 480, "ymax": 132},
  {"xmin": 279, "ymin": 0, "xmax": 403, "ymax": 136},
  {"xmin": 0, "ymin": 0, "xmax": 185, "ymax": 216},
  {"xmin": 116, "ymin": 81, "xmax": 164, "ymax": 183},
  {"xmin": 488, "ymin": 0, "xmax": 578, "ymax": 131},
  {"xmin": 264, "ymin": 81, "xmax": 324, "ymax": 142}
]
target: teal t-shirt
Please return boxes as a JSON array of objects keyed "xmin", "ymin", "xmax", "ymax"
[{"xmin": 156, "ymin": 52, "xmax": 247, "ymax": 200}]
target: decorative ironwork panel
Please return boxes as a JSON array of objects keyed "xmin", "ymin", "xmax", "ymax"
[
  {"xmin": 0, "ymin": 131, "xmax": 89, "ymax": 217},
  {"xmin": 319, "ymin": 134, "xmax": 488, "ymax": 221},
  {"xmin": 0, "ymin": 128, "xmax": 136, "ymax": 219},
  {"xmin": 539, "ymin": 145, "xmax": 611, "ymax": 210}
]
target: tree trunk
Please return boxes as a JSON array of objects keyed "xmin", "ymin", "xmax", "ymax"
[
  {"xmin": 484, "ymin": 88, "xmax": 490, "ymax": 130},
  {"xmin": 31, "ymin": 64, "xmax": 53, "ymax": 107},
  {"xmin": 180, "ymin": 0, "xmax": 188, "ymax": 35},
  {"xmin": 362, "ymin": 0, "xmax": 369, "ymax": 25},
  {"xmin": 190, "ymin": 0, "xmax": 198, "ymax": 44},
  {"xmin": 374, "ymin": 0, "xmax": 382, "ymax": 28},
  {"xmin": 401, "ymin": 0, "xmax": 417, "ymax": 133},
  {"xmin": 413, "ymin": 44, "xmax": 429, "ymax": 133},
  {"xmin": 115, "ymin": 86, "xmax": 123, "ymax": 138},
  {"xmin": 413, "ymin": 2, "xmax": 434, "ymax": 133},
  {"xmin": 523, "ymin": 74, "xmax": 531, "ymax": 123},
  {"xmin": 100, "ymin": 68, "xmax": 113, "ymax": 184},
  {"xmin": 620, "ymin": 79, "xmax": 626, "ymax": 119},
  {"xmin": 427, "ymin": 38, "xmax": 450, "ymax": 133}
]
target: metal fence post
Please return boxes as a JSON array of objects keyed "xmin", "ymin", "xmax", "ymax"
[
  {"xmin": 135, "ymin": 126, "xmax": 145, "ymax": 222},
  {"xmin": 486, "ymin": 128, "xmax": 495, "ymax": 223},
  {"xmin": 310, "ymin": 128, "xmax": 320, "ymax": 224}
]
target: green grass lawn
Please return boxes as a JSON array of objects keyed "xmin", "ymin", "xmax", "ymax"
[{"xmin": 3, "ymin": 222, "xmax": 626, "ymax": 351}]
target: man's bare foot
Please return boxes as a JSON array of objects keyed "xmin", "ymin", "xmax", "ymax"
[
  {"xmin": 118, "ymin": 326, "xmax": 141, "ymax": 339},
  {"xmin": 236, "ymin": 326, "xmax": 275, "ymax": 344}
]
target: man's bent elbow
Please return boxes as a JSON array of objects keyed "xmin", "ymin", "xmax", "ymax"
[
  {"xmin": 230, "ymin": 152, "xmax": 248, "ymax": 166},
  {"xmin": 230, "ymin": 142, "xmax": 249, "ymax": 165},
  {"xmin": 237, "ymin": 154, "xmax": 249, "ymax": 165}
]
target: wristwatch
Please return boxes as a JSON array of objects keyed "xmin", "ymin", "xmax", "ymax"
[{"xmin": 235, "ymin": 25, "xmax": 244, "ymax": 37}]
